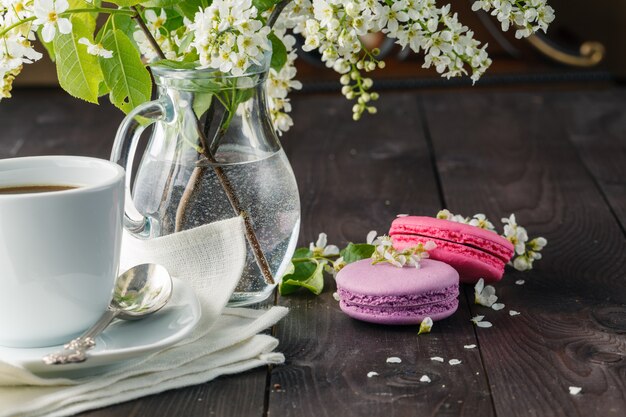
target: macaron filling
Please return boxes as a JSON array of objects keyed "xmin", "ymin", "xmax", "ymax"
[{"xmin": 339, "ymin": 297, "xmax": 459, "ymax": 319}]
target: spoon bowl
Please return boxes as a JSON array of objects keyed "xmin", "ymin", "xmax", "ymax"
[
  {"xmin": 113, "ymin": 264, "xmax": 173, "ymax": 319},
  {"xmin": 43, "ymin": 263, "xmax": 173, "ymax": 365}
]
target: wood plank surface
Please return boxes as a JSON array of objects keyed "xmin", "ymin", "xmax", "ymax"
[
  {"xmin": 2, "ymin": 87, "xmax": 626, "ymax": 417},
  {"xmin": 422, "ymin": 91, "xmax": 626, "ymax": 417},
  {"xmin": 548, "ymin": 91, "xmax": 626, "ymax": 233},
  {"xmin": 271, "ymin": 94, "xmax": 495, "ymax": 417}
]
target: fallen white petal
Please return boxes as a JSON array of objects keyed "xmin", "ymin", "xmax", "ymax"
[
  {"xmin": 332, "ymin": 292, "xmax": 340, "ymax": 301},
  {"xmin": 396, "ymin": 214, "xmax": 409, "ymax": 217},
  {"xmin": 367, "ymin": 371, "xmax": 379, "ymax": 378},
  {"xmin": 471, "ymin": 315, "xmax": 485, "ymax": 322},
  {"xmin": 430, "ymin": 356, "xmax": 444, "ymax": 362},
  {"xmin": 492, "ymin": 303, "xmax": 505, "ymax": 311},
  {"xmin": 386, "ymin": 357, "xmax": 402, "ymax": 364},
  {"xmin": 449, "ymin": 359, "xmax": 462, "ymax": 365},
  {"xmin": 515, "ymin": 280, "xmax": 525, "ymax": 285},
  {"xmin": 464, "ymin": 344, "xmax": 477, "ymax": 349},
  {"xmin": 476, "ymin": 321, "xmax": 493, "ymax": 328},
  {"xmin": 509, "ymin": 310, "xmax": 521, "ymax": 316},
  {"xmin": 420, "ymin": 375, "xmax": 431, "ymax": 383},
  {"xmin": 569, "ymin": 386, "xmax": 582, "ymax": 395}
]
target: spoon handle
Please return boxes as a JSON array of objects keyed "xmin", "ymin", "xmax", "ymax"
[{"xmin": 42, "ymin": 309, "xmax": 119, "ymax": 365}]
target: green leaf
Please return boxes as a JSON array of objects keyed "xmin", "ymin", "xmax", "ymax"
[
  {"xmin": 107, "ymin": 0, "xmax": 143, "ymax": 6},
  {"xmin": 54, "ymin": 17, "xmax": 103, "ymax": 104},
  {"xmin": 293, "ymin": 247, "xmax": 313, "ymax": 259},
  {"xmin": 97, "ymin": 14, "xmax": 138, "ymax": 49},
  {"xmin": 98, "ymin": 81, "xmax": 110, "ymax": 97},
  {"xmin": 141, "ymin": 0, "xmax": 181, "ymax": 7},
  {"xmin": 152, "ymin": 59, "xmax": 197, "ymax": 70},
  {"xmin": 279, "ymin": 259, "xmax": 326, "ymax": 296},
  {"xmin": 99, "ymin": 29, "xmax": 152, "ymax": 113},
  {"xmin": 268, "ymin": 31, "xmax": 287, "ymax": 71},
  {"xmin": 192, "ymin": 92, "xmax": 213, "ymax": 118},
  {"xmin": 253, "ymin": 0, "xmax": 281, "ymax": 12},
  {"xmin": 68, "ymin": 0, "xmax": 98, "ymax": 25},
  {"xmin": 340, "ymin": 243, "xmax": 375, "ymax": 264},
  {"xmin": 176, "ymin": 0, "xmax": 206, "ymax": 19}
]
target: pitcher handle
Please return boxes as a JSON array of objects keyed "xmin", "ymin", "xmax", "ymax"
[{"xmin": 110, "ymin": 99, "xmax": 169, "ymax": 238}]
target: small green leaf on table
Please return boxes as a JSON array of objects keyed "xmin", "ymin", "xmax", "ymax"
[
  {"xmin": 279, "ymin": 259, "xmax": 326, "ymax": 296},
  {"xmin": 340, "ymin": 243, "xmax": 375, "ymax": 263}
]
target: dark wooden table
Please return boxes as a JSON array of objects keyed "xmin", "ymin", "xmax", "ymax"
[{"xmin": 1, "ymin": 86, "xmax": 625, "ymax": 416}]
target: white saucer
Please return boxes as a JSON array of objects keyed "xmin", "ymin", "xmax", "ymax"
[{"xmin": 0, "ymin": 277, "xmax": 201, "ymax": 377}]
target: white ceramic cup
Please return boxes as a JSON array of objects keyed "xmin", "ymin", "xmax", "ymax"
[{"xmin": 0, "ymin": 156, "xmax": 125, "ymax": 348}]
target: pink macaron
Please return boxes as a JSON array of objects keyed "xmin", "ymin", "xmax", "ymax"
[
  {"xmin": 336, "ymin": 259, "xmax": 459, "ymax": 325},
  {"xmin": 389, "ymin": 216, "xmax": 514, "ymax": 283}
]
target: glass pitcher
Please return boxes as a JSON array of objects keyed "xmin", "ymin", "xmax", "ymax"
[{"xmin": 111, "ymin": 58, "xmax": 301, "ymax": 306}]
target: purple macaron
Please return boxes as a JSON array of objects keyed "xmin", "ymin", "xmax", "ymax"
[{"xmin": 336, "ymin": 259, "xmax": 460, "ymax": 325}]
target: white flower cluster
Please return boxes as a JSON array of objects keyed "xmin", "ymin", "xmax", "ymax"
[
  {"xmin": 266, "ymin": 30, "xmax": 302, "ymax": 135},
  {"xmin": 282, "ymin": 0, "xmax": 385, "ymax": 121},
  {"xmin": 501, "ymin": 214, "xmax": 547, "ymax": 271},
  {"xmin": 437, "ymin": 209, "xmax": 495, "ymax": 231},
  {"xmin": 1, "ymin": 0, "xmax": 41, "ymax": 98},
  {"xmin": 189, "ymin": 0, "xmax": 271, "ymax": 76},
  {"xmin": 371, "ymin": 235, "xmax": 436, "ymax": 268},
  {"xmin": 437, "ymin": 209, "xmax": 547, "ymax": 271},
  {"xmin": 383, "ymin": 0, "xmax": 492, "ymax": 84},
  {"xmin": 0, "ymin": 0, "xmax": 117, "ymax": 98},
  {"xmin": 472, "ymin": 0, "xmax": 555, "ymax": 39}
]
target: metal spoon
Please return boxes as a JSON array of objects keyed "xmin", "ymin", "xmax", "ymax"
[{"xmin": 43, "ymin": 263, "xmax": 173, "ymax": 365}]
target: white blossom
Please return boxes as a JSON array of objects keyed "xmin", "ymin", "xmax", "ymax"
[
  {"xmin": 367, "ymin": 371, "xmax": 379, "ymax": 377},
  {"xmin": 78, "ymin": 38, "xmax": 113, "ymax": 58},
  {"xmin": 430, "ymin": 356, "xmax": 444, "ymax": 362},
  {"xmin": 569, "ymin": 386, "xmax": 582, "ymax": 395},
  {"xmin": 386, "ymin": 356, "xmax": 402, "ymax": 363},
  {"xmin": 502, "ymin": 214, "xmax": 528, "ymax": 255},
  {"xmin": 448, "ymin": 359, "xmax": 462, "ymax": 365},
  {"xmin": 509, "ymin": 310, "xmax": 521, "ymax": 316},
  {"xmin": 491, "ymin": 302, "xmax": 505, "ymax": 311},
  {"xmin": 33, "ymin": 0, "xmax": 72, "ymax": 43},
  {"xmin": 145, "ymin": 8, "xmax": 167, "ymax": 33},
  {"xmin": 469, "ymin": 213, "xmax": 496, "ymax": 231},
  {"xmin": 310, "ymin": 232, "xmax": 340, "ymax": 257},
  {"xmin": 420, "ymin": 375, "xmax": 431, "ymax": 383},
  {"xmin": 475, "ymin": 278, "xmax": 498, "ymax": 307}
]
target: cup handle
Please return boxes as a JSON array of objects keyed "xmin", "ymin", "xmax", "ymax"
[{"xmin": 110, "ymin": 99, "xmax": 168, "ymax": 238}]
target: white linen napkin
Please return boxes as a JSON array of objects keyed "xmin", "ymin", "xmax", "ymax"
[{"xmin": 0, "ymin": 216, "xmax": 289, "ymax": 417}]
